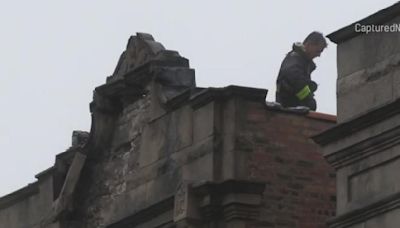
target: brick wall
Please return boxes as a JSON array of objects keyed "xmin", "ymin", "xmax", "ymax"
[{"xmin": 241, "ymin": 101, "xmax": 336, "ymax": 228}]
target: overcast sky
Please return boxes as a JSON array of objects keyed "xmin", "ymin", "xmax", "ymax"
[{"xmin": 0, "ymin": 1, "xmax": 398, "ymax": 196}]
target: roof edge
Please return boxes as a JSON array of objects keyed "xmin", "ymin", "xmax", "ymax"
[
  {"xmin": 189, "ymin": 85, "xmax": 268, "ymax": 109},
  {"xmin": 327, "ymin": 2, "xmax": 400, "ymax": 44},
  {"xmin": 0, "ymin": 182, "xmax": 39, "ymax": 210},
  {"xmin": 306, "ymin": 111, "xmax": 337, "ymax": 123}
]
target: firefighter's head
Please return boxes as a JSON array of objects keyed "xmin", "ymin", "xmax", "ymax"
[{"xmin": 303, "ymin": 31, "xmax": 327, "ymax": 59}]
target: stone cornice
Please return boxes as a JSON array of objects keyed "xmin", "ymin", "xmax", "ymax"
[
  {"xmin": 325, "ymin": 125, "xmax": 400, "ymax": 169},
  {"xmin": 192, "ymin": 179, "xmax": 266, "ymax": 195},
  {"xmin": 34, "ymin": 166, "xmax": 55, "ymax": 180},
  {"xmin": 327, "ymin": 2, "xmax": 400, "ymax": 44},
  {"xmin": 189, "ymin": 86, "xmax": 267, "ymax": 110},
  {"xmin": 107, "ymin": 197, "xmax": 174, "ymax": 228},
  {"xmin": 329, "ymin": 192, "xmax": 400, "ymax": 228},
  {"xmin": 192, "ymin": 179, "xmax": 266, "ymax": 222},
  {"xmin": 0, "ymin": 182, "xmax": 39, "ymax": 210},
  {"xmin": 313, "ymin": 98, "xmax": 400, "ymax": 146},
  {"xmin": 106, "ymin": 180, "xmax": 266, "ymax": 227}
]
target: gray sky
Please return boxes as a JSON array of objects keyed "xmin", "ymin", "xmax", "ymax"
[{"xmin": 0, "ymin": 0, "xmax": 398, "ymax": 196}]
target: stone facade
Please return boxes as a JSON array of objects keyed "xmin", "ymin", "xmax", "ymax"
[
  {"xmin": 0, "ymin": 33, "xmax": 335, "ymax": 228},
  {"xmin": 314, "ymin": 2, "xmax": 400, "ymax": 228}
]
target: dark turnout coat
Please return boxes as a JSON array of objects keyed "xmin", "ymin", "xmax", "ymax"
[{"xmin": 275, "ymin": 43, "xmax": 318, "ymax": 111}]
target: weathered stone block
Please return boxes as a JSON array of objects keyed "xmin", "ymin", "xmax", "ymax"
[
  {"xmin": 182, "ymin": 152, "xmax": 213, "ymax": 181},
  {"xmin": 170, "ymin": 106, "xmax": 193, "ymax": 152},
  {"xmin": 154, "ymin": 67, "xmax": 195, "ymax": 88},
  {"xmin": 0, "ymin": 194, "xmax": 42, "ymax": 228},
  {"xmin": 138, "ymin": 118, "xmax": 168, "ymax": 167},
  {"xmin": 389, "ymin": 65, "xmax": 400, "ymax": 99},
  {"xmin": 335, "ymin": 16, "xmax": 400, "ymax": 122},
  {"xmin": 342, "ymin": 208, "xmax": 400, "ymax": 228},
  {"xmin": 146, "ymin": 169, "xmax": 180, "ymax": 206},
  {"xmin": 337, "ymin": 68, "xmax": 394, "ymax": 122},
  {"xmin": 337, "ymin": 16, "xmax": 400, "ymax": 78},
  {"xmin": 173, "ymin": 182, "xmax": 200, "ymax": 222},
  {"xmin": 365, "ymin": 208, "xmax": 400, "ymax": 228},
  {"xmin": 170, "ymin": 136, "xmax": 214, "ymax": 168},
  {"xmin": 112, "ymin": 97, "xmax": 150, "ymax": 149},
  {"xmin": 46, "ymin": 223, "xmax": 61, "ymax": 228},
  {"xmin": 134, "ymin": 210, "xmax": 174, "ymax": 228},
  {"xmin": 108, "ymin": 183, "xmax": 148, "ymax": 224},
  {"xmin": 193, "ymin": 102, "xmax": 215, "ymax": 142},
  {"xmin": 335, "ymin": 142, "xmax": 400, "ymax": 215},
  {"xmin": 349, "ymin": 156, "xmax": 400, "ymax": 202}
]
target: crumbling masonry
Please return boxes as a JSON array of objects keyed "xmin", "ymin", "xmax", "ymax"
[{"xmin": 0, "ymin": 33, "xmax": 336, "ymax": 228}]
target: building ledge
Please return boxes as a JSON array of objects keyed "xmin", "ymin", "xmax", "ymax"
[
  {"xmin": 313, "ymin": 98, "xmax": 400, "ymax": 146},
  {"xmin": 0, "ymin": 182, "xmax": 39, "ymax": 210},
  {"xmin": 307, "ymin": 111, "xmax": 337, "ymax": 123},
  {"xmin": 189, "ymin": 85, "xmax": 267, "ymax": 109},
  {"xmin": 328, "ymin": 192, "xmax": 400, "ymax": 228}
]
